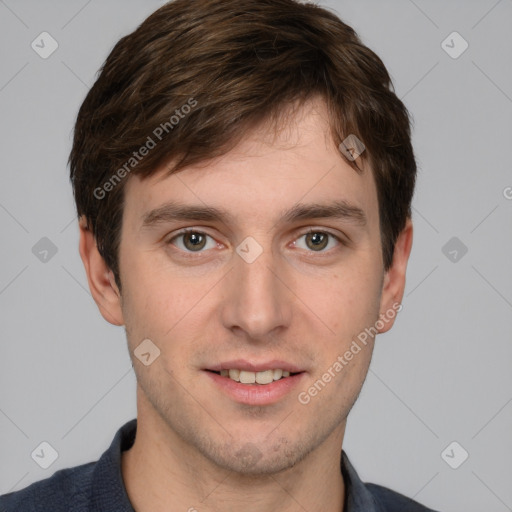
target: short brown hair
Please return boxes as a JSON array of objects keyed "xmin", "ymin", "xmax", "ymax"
[{"xmin": 69, "ymin": 0, "xmax": 416, "ymax": 292}]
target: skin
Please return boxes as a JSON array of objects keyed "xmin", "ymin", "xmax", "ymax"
[{"xmin": 79, "ymin": 95, "xmax": 413, "ymax": 512}]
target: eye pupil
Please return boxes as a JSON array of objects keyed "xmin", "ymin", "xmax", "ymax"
[
  {"xmin": 184, "ymin": 232, "xmax": 206, "ymax": 251},
  {"xmin": 306, "ymin": 232, "xmax": 328, "ymax": 251}
]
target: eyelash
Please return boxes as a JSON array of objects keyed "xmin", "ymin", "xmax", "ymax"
[{"xmin": 166, "ymin": 228, "xmax": 344, "ymax": 258}]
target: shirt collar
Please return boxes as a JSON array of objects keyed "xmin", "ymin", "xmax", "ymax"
[
  {"xmin": 341, "ymin": 450, "xmax": 383, "ymax": 512},
  {"xmin": 91, "ymin": 418, "xmax": 136, "ymax": 512},
  {"xmin": 91, "ymin": 418, "xmax": 381, "ymax": 512}
]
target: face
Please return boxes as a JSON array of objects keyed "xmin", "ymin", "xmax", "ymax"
[{"xmin": 83, "ymin": 96, "xmax": 411, "ymax": 476}]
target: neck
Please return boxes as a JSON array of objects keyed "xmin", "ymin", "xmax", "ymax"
[{"xmin": 121, "ymin": 391, "xmax": 346, "ymax": 512}]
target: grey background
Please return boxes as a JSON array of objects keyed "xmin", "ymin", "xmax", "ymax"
[{"xmin": 0, "ymin": 0, "xmax": 511, "ymax": 510}]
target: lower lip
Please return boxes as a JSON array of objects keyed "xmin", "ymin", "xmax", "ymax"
[{"xmin": 204, "ymin": 371, "xmax": 306, "ymax": 405}]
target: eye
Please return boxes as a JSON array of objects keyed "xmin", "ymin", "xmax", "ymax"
[
  {"xmin": 293, "ymin": 229, "xmax": 341, "ymax": 253},
  {"xmin": 167, "ymin": 229, "xmax": 218, "ymax": 253},
  {"xmin": 166, "ymin": 228, "xmax": 343, "ymax": 256}
]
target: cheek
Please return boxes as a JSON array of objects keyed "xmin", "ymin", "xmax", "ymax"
[
  {"xmin": 312, "ymin": 263, "xmax": 382, "ymax": 338},
  {"xmin": 305, "ymin": 275, "xmax": 378, "ymax": 401},
  {"xmin": 119, "ymin": 254, "xmax": 181, "ymax": 341},
  {"xmin": 120, "ymin": 255, "xmax": 216, "ymax": 366}
]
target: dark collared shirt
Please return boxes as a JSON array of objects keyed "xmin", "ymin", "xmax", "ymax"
[{"xmin": 0, "ymin": 419, "xmax": 439, "ymax": 511}]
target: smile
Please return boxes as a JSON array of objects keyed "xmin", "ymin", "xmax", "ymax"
[{"xmin": 211, "ymin": 368, "xmax": 295, "ymax": 385}]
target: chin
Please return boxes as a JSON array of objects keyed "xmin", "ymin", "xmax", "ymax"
[{"xmin": 201, "ymin": 436, "xmax": 312, "ymax": 476}]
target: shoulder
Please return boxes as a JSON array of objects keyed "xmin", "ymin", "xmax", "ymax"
[
  {"xmin": 0, "ymin": 419, "xmax": 137, "ymax": 512},
  {"xmin": 340, "ymin": 451, "xmax": 440, "ymax": 512},
  {"xmin": 0, "ymin": 461, "xmax": 95, "ymax": 512},
  {"xmin": 366, "ymin": 482, "xmax": 440, "ymax": 512}
]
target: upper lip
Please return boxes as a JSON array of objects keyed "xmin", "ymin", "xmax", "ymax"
[{"xmin": 205, "ymin": 359, "xmax": 305, "ymax": 373}]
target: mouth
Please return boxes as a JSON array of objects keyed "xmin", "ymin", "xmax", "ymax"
[
  {"xmin": 205, "ymin": 368, "xmax": 303, "ymax": 385},
  {"xmin": 203, "ymin": 362, "xmax": 307, "ymax": 405}
]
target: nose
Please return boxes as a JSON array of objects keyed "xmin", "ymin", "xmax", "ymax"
[{"xmin": 219, "ymin": 244, "xmax": 292, "ymax": 342}]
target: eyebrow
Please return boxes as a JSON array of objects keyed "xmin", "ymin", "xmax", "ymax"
[{"xmin": 140, "ymin": 199, "xmax": 367, "ymax": 230}]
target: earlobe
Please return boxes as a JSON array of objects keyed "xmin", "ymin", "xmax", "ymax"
[
  {"xmin": 377, "ymin": 218, "xmax": 413, "ymax": 334},
  {"xmin": 78, "ymin": 216, "xmax": 124, "ymax": 326}
]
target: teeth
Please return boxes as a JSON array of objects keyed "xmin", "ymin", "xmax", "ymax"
[
  {"xmin": 218, "ymin": 368, "xmax": 294, "ymax": 384},
  {"xmin": 228, "ymin": 369, "xmax": 239, "ymax": 381},
  {"xmin": 239, "ymin": 370, "xmax": 256, "ymax": 384},
  {"xmin": 255, "ymin": 369, "xmax": 274, "ymax": 385}
]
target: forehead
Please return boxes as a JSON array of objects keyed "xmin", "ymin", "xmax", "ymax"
[{"xmin": 122, "ymin": 97, "xmax": 379, "ymax": 231}]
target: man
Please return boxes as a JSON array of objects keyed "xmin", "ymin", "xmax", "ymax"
[{"xmin": 0, "ymin": 0, "xmax": 440, "ymax": 510}]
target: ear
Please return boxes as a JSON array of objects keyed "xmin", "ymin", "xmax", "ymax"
[
  {"xmin": 78, "ymin": 216, "xmax": 124, "ymax": 326},
  {"xmin": 377, "ymin": 218, "xmax": 413, "ymax": 334}
]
